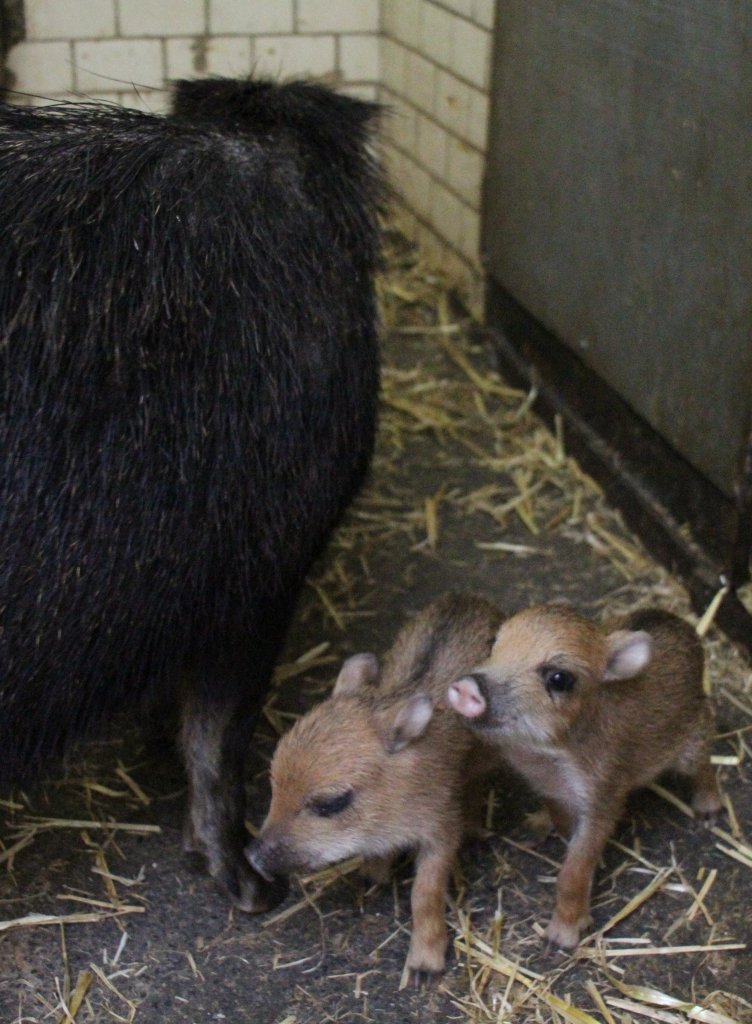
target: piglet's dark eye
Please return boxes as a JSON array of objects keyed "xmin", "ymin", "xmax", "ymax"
[
  {"xmin": 543, "ymin": 667, "xmax": 576, "ymax": 694},
  {"xmin": 309, "ymin": 789, "xmax": 354, "ymax": 818}
]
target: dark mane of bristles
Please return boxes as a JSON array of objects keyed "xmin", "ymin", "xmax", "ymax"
[
  {"xmin": 0, "ymin": 90, "xmax": 383, "ymax": 777},
  {"xmin": 171, "ymin": 76, "xmax": 382, "ymax": 162},
  {"xmin": 170, "ymin": 77, "xmax": 389, "ymax": 258}
]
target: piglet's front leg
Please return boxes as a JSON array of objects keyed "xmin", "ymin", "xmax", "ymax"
[
  {"xmin": 546, "ymin": 816, "xmax": 614, "ymax": 950},
  {"xmin": 406, "ymin": 844, "xmax": 455, "ymax": 989}
]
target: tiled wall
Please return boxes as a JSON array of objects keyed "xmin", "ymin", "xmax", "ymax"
[
  {"xmin": 5, "ymin": 0, "xmax": 496, "ymax": 309},
  {"xmin": 381, "ymin": 0, "xmax": 495, "ymax": 311},
  {"xmin": 6, "ymin": 0, "xmax": 380, "ymax": 110}
]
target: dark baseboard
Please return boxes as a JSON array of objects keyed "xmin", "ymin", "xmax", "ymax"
[{"xmin": 481, "ymin": 280, "xmax": 752, "ymax": 657}]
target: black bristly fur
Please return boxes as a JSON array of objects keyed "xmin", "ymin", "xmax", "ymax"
[{"xmin": 0, "ymin": 79, "xmax": 383, "ymax": 909}]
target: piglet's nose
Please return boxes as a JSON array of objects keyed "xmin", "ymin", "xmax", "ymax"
[
  {"xmin": 447, "ymin": 674, "xmax": 488, "ymax": 718},
  {"xmin": 244, "ymin": 838, "xmax": 276, "ymax": 883}
]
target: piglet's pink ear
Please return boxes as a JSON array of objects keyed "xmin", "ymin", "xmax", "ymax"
[
  {"xmin": 603, "ymin": 630, "xmax": 652, "ymax": 681},
  {"xmin": 379, "ymin": 694, "xmax": 434, "ymax": 754},
  {"xmin": 333, "ymin": 652, "xmax": 380, "ymax": 697}
]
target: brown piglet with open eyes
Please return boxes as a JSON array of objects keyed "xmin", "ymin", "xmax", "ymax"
[
  {"xmin": 245, "ymin": 592, "xmax": 505, "ymax": 987},
  {"xmin": 447, "ymin": 605, "xmax": 721, "ymax": 950}
]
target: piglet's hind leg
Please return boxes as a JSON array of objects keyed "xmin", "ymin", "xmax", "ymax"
[
  {"xmin": 361, "ymin": 854, "xmax": 395, "ymax": 886},
  {"xmin": 673, "ymin": 719, "xmax": 722, "ymax": 820}
]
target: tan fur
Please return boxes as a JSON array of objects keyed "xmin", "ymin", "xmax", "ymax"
[
  {"xmin": 245, "ymin": 592, "xmax": 504, "ymax": 986},
  {"xmin": 448, "ymin": 604, "xmax": 720, "ymax": 949}
]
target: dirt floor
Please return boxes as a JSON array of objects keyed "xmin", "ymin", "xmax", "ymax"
[{"xmin": 2, "ymin": 233, "xmax": 751, "ymax": 1024}]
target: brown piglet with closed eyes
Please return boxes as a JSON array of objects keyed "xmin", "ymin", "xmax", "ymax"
[{"xmin": 246, "ymin": 592, "xmax": 506, "ymax": 987}]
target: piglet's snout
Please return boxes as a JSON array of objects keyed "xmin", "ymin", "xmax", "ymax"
[
  {"xmin": 447, "ymin": 674, "xmax": 488, "ymax": 718},
  {"xmin": 245, "ymin": 835, "xmax": 285, "ymax": 884}
]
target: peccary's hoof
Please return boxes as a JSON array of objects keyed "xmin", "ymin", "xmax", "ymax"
[{"xmin": 218, "ymin": 858, "xmax": 289, "ymax": 914}]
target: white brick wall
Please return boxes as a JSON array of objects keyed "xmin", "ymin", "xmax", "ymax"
[
  {"xmin": 163, "ymin": 35, "xmax": 252, "ymax": 83},
  {"xmin": 381, "ymin": 0, "xmax": 496, "ymax": 310},
  {"xmin": 7, "ymin": 40, "xmax": 73, "ymax": 93},
  {"xmin": 24, "ymin": 0, "xmax": 116, "ymax": 40},
  {"xmin": 339, "ymin": 34, "xmax": 379, "ymax": 83},
  {"xmin": 254, "ymin": 35, "xmax": 337, "ymax": 79},
  {"xmin": 120, "ymin": 1, "xmax": 205, "ymax": 38},
  {"xmin": 73, "ymin": 39, "xmax": 164, "ymax": 94},
  {"xmin": 4, "ymin": 0, "xmax": 498, "ymax": 307},
  {"xmin": 209, "ymin": 1, "xmax": 294, "ymax": 36},
  {"xmin": 6, "ymin": 0, "xmax": 383, "ymax": 109},
  {"xmin": 296, "ymin": 0, "xmax": 379, "ymax": 34}
]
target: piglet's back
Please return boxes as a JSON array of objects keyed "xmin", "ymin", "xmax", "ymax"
[
  {"xmin": 379, "ymin": 592, "xmax": 504, "ymax": 704},
  {"xmin": 607, "ymin": 608, "xmax": 705, "ymax": 707},
  {"xmin": 586, "ymin": 608, "xmax": 709, "ymax": 787}
]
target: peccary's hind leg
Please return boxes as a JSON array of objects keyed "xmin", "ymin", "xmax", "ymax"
[
  {"xmin": 181, "ymin": 688, "xmax": 286, "ymax": 912},
  {"xmin": 180, "ymin": 604, "xmax": 294, "ymax": 912}
]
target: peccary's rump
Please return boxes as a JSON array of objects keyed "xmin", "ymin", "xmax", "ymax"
[{"xmin": 0, "ymin": 80, "xmax": 382, "ymax": 909}]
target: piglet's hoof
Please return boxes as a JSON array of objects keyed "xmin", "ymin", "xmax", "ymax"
[
  {"xmin": 524, "ymin": 808, "xmax": 556, "ymax": 843},
  {"xmin": 406, "ymin": 967, "xmax": 444, "ymax": 991},
  {"xmin": 692, "ymin": 791, "xmax": 722, "ymax": 823},
  {"xmin": 544, "ymin": 912, "xmax": 589, "ymax": 951}
]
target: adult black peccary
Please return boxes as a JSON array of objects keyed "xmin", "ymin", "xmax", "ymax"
[{"xmin": 0, "ymin": 80, "xmax": 383, "ymax": 912}]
